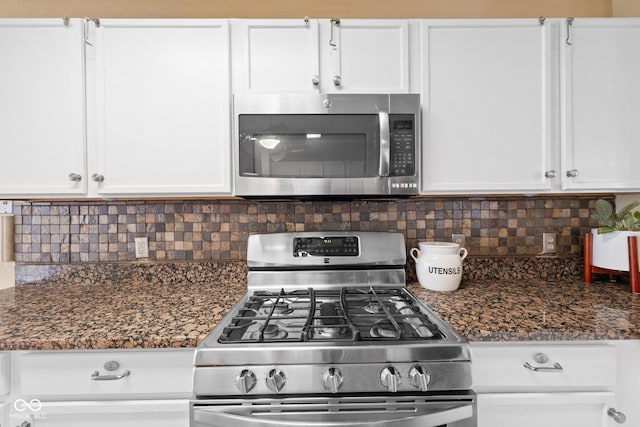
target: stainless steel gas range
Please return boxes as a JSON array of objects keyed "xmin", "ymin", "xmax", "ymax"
[{"xmin": 191, "ymin": 232, "xmax": 475, "ymax": 427}]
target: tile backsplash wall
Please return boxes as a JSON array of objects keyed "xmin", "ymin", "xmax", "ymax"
[{"xmin": 11, "ymin": 195, "xmax": 608, "ymax": 263}]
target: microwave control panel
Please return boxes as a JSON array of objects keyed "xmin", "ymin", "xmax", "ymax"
[{"xmin": 389, "ymin": 114, "xmax": 416, "ymax": 176}]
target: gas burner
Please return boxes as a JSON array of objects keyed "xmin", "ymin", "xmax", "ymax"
[
  {"xmin": 262, "ymin": 301, "xmax": 294, "ymax": 316},
  {"xmin": 251, "ymin": 323, "xmax": 288, "ymax": 341},
  {"xmin": 370, "ymin": 320, "xmax": 400, "ymax": 338},
  {"xmin": 363, "ymin": 303, "xmax": 383, "ymax": 314}
]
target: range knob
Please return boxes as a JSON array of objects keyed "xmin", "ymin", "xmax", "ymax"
[
  {"xmin": 321, "ymin": 367, "xmax": 344, "ymax": 393},
  {"xmin": 266, "ymin": 368, "xmax": 287, "ymax": 393},
  {"xmin": 234, "ymin": 369, "xmax": 257, "ymax": 394},
  {"xmin": 408, "ymin": 365, "xmax": 431, "ymax": 391},
  {"xmin": 380, "ymin": 366, "xmax": 401, "ymax": 392}
]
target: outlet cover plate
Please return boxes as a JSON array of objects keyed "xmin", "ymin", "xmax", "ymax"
[
  {"xmin": 452, "ymin": 233, "xmax": 466, "ymax": 248},
  {"xmin": 135, "ymin": 237, "xmax": 149, "ymax": 258},
  {"xmin": 543, "ymin": 232, "xmax": 557, "ymax": 254},
  {"xmin": 0, "ymin": 201, "xmax": 12, "ymax": 214}
]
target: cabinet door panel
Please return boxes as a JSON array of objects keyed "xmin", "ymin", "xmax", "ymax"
[
  {"xmin": 327, "ymin": 20, "xmax": 409, "ymax": 93},
  {"xmin": 19, "ymin": 400, "xmax": 188, "ymax": 427},
  {"xmin": 477, "ymin": 392, "xmax": 613, "ymax": 427},
  {"xmin": 561, "ymin": 19, "xmax": 640, "ymax": 190},
  {"xmin": 0, "ymin": 19, "xmax": 86, "ymax": 196},
  {"xmin": 239, "ymin": 19, "xmax": 320, "ymax": 93},
  {"xmin": 421, "ymin": 19, "xmax": 554, "ymax": 193},
  {"xmin": 95, "ymin": 19, "xmax": 231, "ymax": 195}
]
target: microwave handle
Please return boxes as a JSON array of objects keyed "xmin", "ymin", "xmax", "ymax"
[{"xmin": 378, "ymin": 111, "xmax": 390, "ymax": 177}]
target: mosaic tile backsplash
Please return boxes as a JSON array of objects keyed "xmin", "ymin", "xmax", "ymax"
[{"xmin": 11, "ymin": 195, "xmax": 608, "ymax": 263}]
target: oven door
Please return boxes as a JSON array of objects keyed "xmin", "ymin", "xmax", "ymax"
[{"xmin": 191, "ymin": 394, "xmax": 476, "ymax": 427}]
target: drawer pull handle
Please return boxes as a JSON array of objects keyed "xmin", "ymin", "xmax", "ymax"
[
  {"xmin": 523, "ymin": 362, "xmax": 563, "ymax": 372},
  {"xmin": 91, "ymin": 369, "xmax": 131, "ymax": 381}
]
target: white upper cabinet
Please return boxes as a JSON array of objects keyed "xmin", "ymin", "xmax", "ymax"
[
  {"xmin": 94, "ymin": 19, "xmax": 232, "ymax": 196},
  {"xmin": 233, "ymin": 19, "xmax": 410, "ymax": 94},
  {"xmin": 421, "ymin": 19, "xmax": 556, "ymax": 193},
  {"xmin": 560, "ymin": 18, "xmax": 640, "ymax": 191},
  {"xmin": 0, "ymin": 18, "xmax": 87, "ymax": 197}
]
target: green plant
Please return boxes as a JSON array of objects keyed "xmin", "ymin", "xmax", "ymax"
[{"xmin": 591, "ymin": 199, "xmax": 640, "ymax": 233}]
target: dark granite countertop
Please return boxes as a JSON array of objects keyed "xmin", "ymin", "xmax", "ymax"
[
  {"xmin": 408, "ymin": 279, "xmax": 640, "ymax": 342},
  {"xmin": 1, "ymin": 277, "xmax": 639, "ymax": 350}
]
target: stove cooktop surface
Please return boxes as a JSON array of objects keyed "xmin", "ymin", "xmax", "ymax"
[{"xmin": 218, "ymin": 287, "xmax": 444, "ymax": 344}]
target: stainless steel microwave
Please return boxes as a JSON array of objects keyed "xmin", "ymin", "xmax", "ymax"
[{"xmin": 233, "ymin": 93, "xmax": 420, "ymax": 197}]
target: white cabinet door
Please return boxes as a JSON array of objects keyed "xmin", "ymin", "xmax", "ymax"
[
  {"xmin": 95, "ymin": 19, "xmax": 231, "ymax": 196},
  {"xmin": 235, "ymin": 19, "xmax": 409, "ymax": 94},
  {"xmin": 236, "ymin": 19, "xmax": 320, "ymax": 93},
  {"xmin": 0, "ymin": 352, "xmax": 8, "ymax": 396},
  {"xmin": 613, "ymin": 340, "xmax": 640, "ymax": 426},
  {"xmin": 421, "ymin": 19, "xmax": 555, "ymax": 193},
  {"xmin": 16, "ymin": 400, "xmax": 188, "ymax": 427},
  {"xmin": 320, "ymin": 19, "xmax": 410, "ymax": 93},
  {"xmin": 477, "ymin": 392, "xmax": 615, "ymax": 427},
  {"xmin": 561, "ymin": 18, "xmax": 640, "ymax": 191},
  {"xmin": 0, "ymin": 18, "xmax": 86, "ymax": 197},
  {"xmin": 0, "ymin": 402, "xmax": 7, "ymax": 427}
]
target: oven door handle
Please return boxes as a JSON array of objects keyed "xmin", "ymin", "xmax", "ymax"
[
  {"xmin": 378, "ymin": 111, "xmax": 390, "ymax": 178},
  {"xmin": 193, "ymin": 402, "xmax": 473, "ymax": 427}
]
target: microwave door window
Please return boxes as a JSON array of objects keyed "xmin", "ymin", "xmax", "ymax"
[{"xmin": 238, "ymin": 114, "xmax": 380, "ymax": 178}]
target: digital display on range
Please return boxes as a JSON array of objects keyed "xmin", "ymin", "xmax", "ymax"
[{"xmin": 293, "ymin": 236, "xmax": 359, "ymax": 257}]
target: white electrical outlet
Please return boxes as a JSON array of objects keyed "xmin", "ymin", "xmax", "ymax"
[
  {"xmin": 135, "ymin": 237, "xmax": 149, "ymax": 258},
  {"xmin": 0, "ymin": 201, "xmax": 12, "ymax": 214},
  {"xmin": 452, "ymin": 233, "xmax": 466, "ymax": 248},
  {"xmin": 543, "ymin": 232, "xmax": 557, "ymax": 254}
]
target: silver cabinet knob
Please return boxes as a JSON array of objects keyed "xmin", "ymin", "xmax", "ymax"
[
  {"xmin": 92, "ymin": 174, "xmax": 105, "ymax": 183},
  {"xmin": 311, "ymin": 74, "xmax": 320, "ymax": 85},
  {"xmin": 544, "ymin": 170, "xmax": 556, "ymax": 178},
  {"xmin": 265, "ymin": 368, "xmax": 286, "ymax": 393},
  {"xmin": 333, "ymin": 75, "xmax": 342, "ymax": 86},
  {"xmin": 380, "ymin": 366, "xmax": 401, "ymax": 392},
  {"xmin": 235, "ymin": 369, "xmax": 257, "ymax": 394},
  {"xmin": 566, "ymin": 169, "xmax": 579, "ymax": 178},
  {"xmin": 608, "ymin": 408, "xmax": 627, "ymax": 424},
  {"xmin": 408, "ymin": 365, "xmax": 431, "ymax": 391},
  {"xmin": 68, "ymin": 173, "xmax": 82, "ymax": 182},
  {"xmin": 321, "ymin": 367, "xmax": 344, "ymax": 393}
]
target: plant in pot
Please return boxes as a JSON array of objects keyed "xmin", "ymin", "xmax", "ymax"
[{"xmin": 590, "ymin": 199, "xmax": 640, "ymax": 271}]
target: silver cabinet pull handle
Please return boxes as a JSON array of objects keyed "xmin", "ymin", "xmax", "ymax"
[
  {"xmin": 333, "ymin": 75, "xmax": 342, "ymax": 86},
  {"xmin": 566, "ymin": 169, "xmax": 579, "ymax": 178},
  {"xmin": 91, "ymin": 369, "xmax": 131, "ymax": 380},
  {"xmin": 91, "ymin": 173, "xmax": 105, "ymax": 182},
  {"xmin": 68, "ymin": 173, "xmax": 82, "ymax": 182},
  {"xmin": 544, "ymin": 170, "xmax": 556, "ymax": 178},
  {"xmin": 523, "ymin": 362, "xmax": 563, "ymax": 372},
  {"xmin": 311, "ymin": 74, "xmax": 320, "ymax": 85},
  {"xmin": 608, "ymin": 408, "xmax": 627, "ymax": 424}
]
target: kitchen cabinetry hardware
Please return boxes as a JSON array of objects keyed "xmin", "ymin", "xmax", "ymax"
[
  {"xmin": 103, "ymin": 360, "xmax": 119, "ymax": 371},
  {"xmin": 63, "ymin": 17, "xmax": 70, "ymax": 26},
  {"xmin": 91, "ymin": 173, "xmax": 105, "ymax": 183},
  {"xmin": 90, "ymin": 369, "xmax": 131, "ymax": 381},
  {"xmin": 539, "ymin": 16, "xmax": 545, "ymax": 26},
  {"xmin": 544, "ymin": 170, "xmax": 556, "ymax": 178},
  {"xmin": 332, "ymin": 75, "xmax": 342, "ymax": 86},
  {"xmin": 566, "ymin": 169, "xmax": 579, "ymax": 178},
  {"xmin": 304, "ymin": 16, "xmax": 309, "ymax": 25},
  {"xmin": 68, "ymin": 173, "xmax": 82, "ymax": 182},
  {"xmin": 532, "ymin": 352, "xmax": 549, "ymax": 363},
  {"xmin": 329, "ymin": 18, "xmax": 340, "ymax": 47},
  {"xmin": 311, "ymin": 74, "xmax": 320, "ymax": 85},
  {"xmin": 566, "ymin": 17, "xmax": 574, "ymax": 45},
  {"xmin": 608, "ymin": 408, "xmax": 627, "ymax": 424},
  {"xmin": 523, "ymin": 361, "xmax": 563, "ymax": 372}
]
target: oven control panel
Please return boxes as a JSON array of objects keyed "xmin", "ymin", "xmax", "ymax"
[
  {"xmin": 389, "ymin": 114, "xmax": 416, "ymax": 177},
  {"xmin": 293, "ymin": 236, "xmax": 359, "ymax": 257}
]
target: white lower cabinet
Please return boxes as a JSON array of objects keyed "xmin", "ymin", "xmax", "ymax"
[
  {"xmin": 472, "ymin": 342, "xmax": 621, "ymax": 427},
  {"xmin": 11, "ymin": 400, "xmax": 188, "ymax": 427},
  {"xmin": 9, "ymin": 348, "xmax": 193, "ymax": 427}
]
